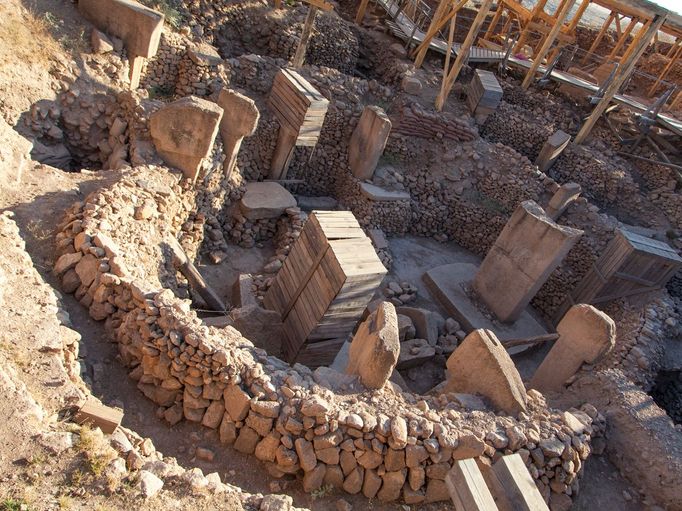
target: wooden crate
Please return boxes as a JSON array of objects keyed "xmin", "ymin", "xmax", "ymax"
[
  {"xmin": 264, "ymin": 211, "xmax": 386, "ymax": 366},
  {"xmin": 467, "ymin": 69, "xmax": 503, "ymax": 119},
  {"xmin": 269, "ymin": 68, "xmax": 330, "ymax": 147},
  {"xmin": 556, "ymin": 229, "xmax": 682, "ymax": 321}
]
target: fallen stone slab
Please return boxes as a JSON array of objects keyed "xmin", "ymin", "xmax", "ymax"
[
  {"xmin": 188, "ymin": 42, "xmax": 222, "ymax": 66},
  {"xmin": 239, "ymin": 181, "xmax": 297, "ymax": 221},
  {"xmin": 397, "ymin": 338, "xmax": 436, "ymax": 369},
  {"xmin": 423, "ymin": 263, "xmax": 549, "ymax": 355},
  {"xmin": 359, "ymin": 182, "xmax": 411, "ymax": 202},
  {"xmin": 149, "ymin": 96, "xmax": 223, "ymax": 182},
  {"xmin": 444, "ymin": 329, "xmax": 527, "ymax": 415},
  {"xmin": 346, "ymin": 301, "xmax": 400, "ymax": 390}
]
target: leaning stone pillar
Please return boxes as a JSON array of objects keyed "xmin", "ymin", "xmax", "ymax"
[
  {"xmin": 545, "ymin": 182, "xmax": 581, "ymax": 220},
  {"xmin": 217, "ymin": 89, "xmax": 260, "ymax": 179},
  {"xmin": 530, "ymin": 304, "xmax": 615, "ymax": 392},
  {"xmin": 348, "ymin": 106, "xmax": 392, "ymax": 180},
  {"xmin": 473, "ymin": 200, "xmax": 583, "ymax": 323},
  {"xmin": 535, "ymin": 130, "xmax": 571, "ymax": 172},
  {"xmin": 444, "ymin": 329, "xmax": 527, "ymax": 415}
]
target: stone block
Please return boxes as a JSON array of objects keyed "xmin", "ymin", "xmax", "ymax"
[
  {"xmin": 78, "ymin": 0, "xmax": 163, "ymax": 58},
  {"xmin": 348, "ymin": 106, "xmax": 391, "ymax": 181},
  {"xmin": 444, "ymin": 329, "xmax": 527, "ymax": 415},
  {"xmin": 359, "ymin": 182, "xmax": 409, "ymax": 202},
  {"xmin": 535, "ymin": 130, "xmax": 572, "ymax": 173},
  {"xmin": 149, "ymin": 96, "xmax": 223, "ymax": 182},
  {"xmin": 545, "ymin": 182, "xmax": 581, "ymax": 220},
  {"xmin": 473, "ymin": 201, "xmax": 582, "ymax": 323},
  {"xmin": 346, "ymin": 302, "xmax": 400, "ymax": 390},
  {"xmin": 216, "ymin": 88, "xmax": 259, "ymax": 177},
  {"xmin": 238, "ymin": 181, "xmax": 296, "ymax": 221},
  {"xmin": 530, "ymin": 304, "xmax": 615, "ymax": 392}
]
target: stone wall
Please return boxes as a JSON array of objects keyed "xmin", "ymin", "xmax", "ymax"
[{"xmin": 54, "ymin": 165, "xmax": 602, "ymax": 507}]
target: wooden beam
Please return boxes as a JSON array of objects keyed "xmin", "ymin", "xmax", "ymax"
[
  {"xmin": 581, "ymin": 11, "xmax": 615, "ymax": 64},
  {"xmin": 274, "ymin": 0, "xmax": 281, "ymax": 8},
  {"xmin": 292, "ymin": 6, "xmax": 319, "ymax": 68},
  {"xmin": 446, "ymin": 458, "xmax": 500, "ymax": 511},
  {"xmin": 439, "ymin": 7, "xmax": 458, "ymax": 100},
  {"xmin": 304, "ymin": 0, "xmax": 333, "ymax": 11},
  {"xmin": 355, "ymin": 0, "xmax": 370, "ymax": 23},
  {"xmin": 521, "ymin": 0, "xmax": 576, "ymax": 89},
  {"xmin": 666, "ymin": 37, "xmax": 680, "ymax": 57},
  {"xmin": 614, "ymin": 13, "xmax": 622, "ymax": 37},
  {"xmin": 648, "ymin": 40, "xmax": 682, "ymax": 96},
  {"xmin": 435, "ymin": 0, "xmax": 494, "ymax": 111},
  {"xmin": 414, "ymin": 0, "xmax": 468, "ymax": 68},
  {"xmin": 566, "ymin": 0, "xmax": 590, "ymax": 33},
  {"xmin": 608, "ymin": 16, "xmax": 638, "ymax": 60},
  {"xmin": 514, "ymin": 0, "xmax": 548, "ymax": 53},
  {"xmin": 487, "ymin": 454, "xmax": 549, "ymax": 511},
  {"xmin": 483, "ymin": 5, "xmax": 505, "ymax": 41},
  {"xmin": 575, "ymin": 14, "xmax": 666, "ymax": 144}
]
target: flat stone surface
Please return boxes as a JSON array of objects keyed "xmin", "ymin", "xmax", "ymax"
[
  {"xmin": 239, "ymin": 182, "xmax": 297, "ymax": 221},
  {"xmin": 296, "ymin": 195, "xmax": 338, "ymax": 211},
  {"xmin": 359, "ymin": 182, "xmax": 410, "ymax": 202},
  {"xmin": 423, "ymin": 262, "xmax": 549, "ymax": 355}
]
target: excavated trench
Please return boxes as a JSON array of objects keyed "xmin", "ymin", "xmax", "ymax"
[{"xmin": 650, "ymin": 369, "xmax": 682, "ymax": 425}]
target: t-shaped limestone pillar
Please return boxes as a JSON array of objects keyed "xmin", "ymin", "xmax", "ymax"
[
  {"xmin": 530, "ymin": 304, "xmax": 615, "ymax": 392},
  {"xmin": 473, "ymin": 200, "xmax": 583, "ymax": 323},
  {"xmin": 444, "ymin": 329, "xmax": 527, "ymax": 415},
  {"xmin": 217, "ymin": 89, "xmax": 260, "ymax": 179},
  {"xmin": 545, "ymin": 182, "xmax": 581, "ymax": 220},
  {"xmin": 348, "ymin": 106, "xmax": 392, "ymax": 181},
  {"xmin": 346, "ymin": 301, "xmax": 400, "ymax": 390},
  {"xmin": 149, "ymin": 96, "xmax": 223, "ymax": 183}
]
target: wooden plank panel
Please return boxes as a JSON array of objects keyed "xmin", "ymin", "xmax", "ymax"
[
  {"xmin": 445, "ymin": 458, "xmax": 499, "ymax": 511},
  {"xmin": 488, "ymin": 453, "xmax": 548, "ymax": 511}
]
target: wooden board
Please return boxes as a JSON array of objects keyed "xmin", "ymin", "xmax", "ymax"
[
  {"xmin": 269, "ymin": 68, "xmax": 329, "ymax": 146},
  {"xmin": 488, "ymin": 454, "xmax": 549, "ymax": 511},
  {"xmin": 264, "ymin": 211, "xmax": 386, "ymax": 364},
  {"xmin": 445, "ymin": 458, "xmax": 500, "ymax": 511}
]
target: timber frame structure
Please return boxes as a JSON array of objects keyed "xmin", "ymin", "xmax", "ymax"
[{"xmin": 354, "ymin": 0, "xmax": 682, "ymax": 144}]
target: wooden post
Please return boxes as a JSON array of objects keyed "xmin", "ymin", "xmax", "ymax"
[
  {"xmin": 581, "ymin": 11, "xmax": 615, "ymax": 64},
  {"xmin": 435, "ymin": 0, "xmax": 494, "ymax": 111},
  {"xmin": 671, "ymin": 88, "xmax": 682, "ymax": 109},
  {"xmin": 608, "ymin": 16, "xmax": 638, "ymax": 61},
  {"xmin": 445, "ymin": 459, "xmax": 499, "ymax": 511},
  {"xmin": 566, "ymin": 0, "xmax": 589, "ymax": 33},
  {"xmin": 648, "ymin": 40, "xmax": 682, "ymax": 96},
  {"xmin": 439, "ymin": 8, "xmax": 458, "ymax": 99},
  {"xmin": 521, "ymin": 0, "xmax": 576, "ymax": 89},
  {"xmin": 575, "ymin": 14, "xmax": 666, "ymax": 145},
  {"xmin": 514, "ymin": 0, "xmax": 548, "ymax": 53},
  {"xmin": 293, "ymin": 6, "xmax": 318, "ymax": 68},
  {"xmin": 482, "ymin": 4, "xmax": 504, "ymax": 41},
  {"xmin": 274, "ymin": 0, "xmax": 282, "ymax": 8},
  {"xmin": 413, "ymin": 0, "xmax": 457, "ymax": 69},
  {"xmin": 667, "ymin": 37, "xmax": 680, "ymax": 57},
  {"xmin": 355, "ymin": 0, "xmax": 370, "ymax": 24}
]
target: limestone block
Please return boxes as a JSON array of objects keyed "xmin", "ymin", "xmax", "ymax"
[
  {"xmin": 346, "ymin": 301, "xmax": 400, "ymax": 390},
  {"xmin": 545, "ymin": 182, "xmax": 581, "ymax": 220},
  {"xmin": 530, "ymin": 304, "xmax": 615, "ymax": 392},
  {"xmin": 78, "ymin": 0, "xmax": 163, "ymax": 58},
  {"xmin": 444, "ymin": 329, "xmax": 527, "ymax": 415},
  {"xmin": 348, "ymin": 106, "xmax": 391, "ymax": 181},
  {"xmin": 473, "ymin": 201, "xmax": 582, "ymax": 323},
  {"xmin": 535, "ymin": 130, "xmax": 571, "ymax": 173},
  {"xmin": 149, "ymin": 96, "xmax": 223, "ymax": 182},
  {"xmin": 238, "ymin": 181, "xmax": 297, "ymax": 221},
  {"xmin": 217, "ymin": 88, "xmax": 260, "ymax": 178}
]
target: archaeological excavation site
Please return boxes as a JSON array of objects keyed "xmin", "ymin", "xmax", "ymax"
[{"xmin": 2, "ymin": 0, "xmax": 682, "ymax": 509}]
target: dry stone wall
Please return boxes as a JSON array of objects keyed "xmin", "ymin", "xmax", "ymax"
[{"xmin": 54, "ymin": 165, "xmax": 602, "ymax": 507}]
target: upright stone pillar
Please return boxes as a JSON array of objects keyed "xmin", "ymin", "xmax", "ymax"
[
  {"xmin": 545, "ymin": 182, "xmax": 581, "ymax": 220},
  {"xmin": 217, "ymin": 89, "xmax": 260, "ymax": 178},
  {"xmin": 535, "ymin": 130, "xmax": 571, "ymax": 172},
  {"xmin": 530, "ymin": 304, "xmax": 615, "ymax": 392},
  {"xmin": 348, "ymin": 106, "xmax": 391, "ymax": 180},
  {"xmin": 473, "ymin": 200, "xmax": 583, "ymax": 323}
]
